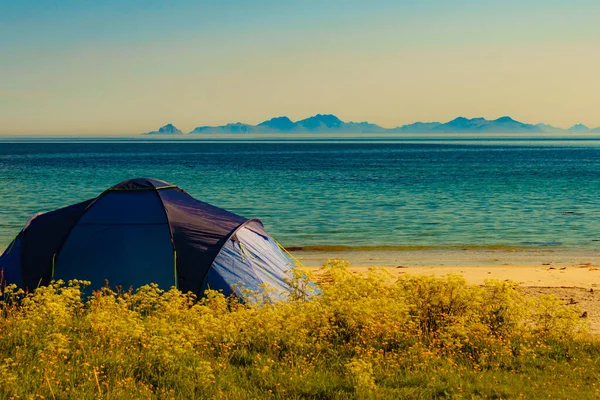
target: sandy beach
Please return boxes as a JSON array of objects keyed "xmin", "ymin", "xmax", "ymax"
[{"xmin": 295, "ymin": 248, "xmax": 600, "ymax": 333}]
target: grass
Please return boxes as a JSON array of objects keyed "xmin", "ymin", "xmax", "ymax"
[{"xmin": 0, "ymin": 259, "xmax": 598, "ymax": 399}]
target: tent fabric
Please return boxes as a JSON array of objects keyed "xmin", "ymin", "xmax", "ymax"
[
  {"xmin": 20, "ymin": 201, "xmax": 94, "ymax": 290},
  {"xmin": 0, "ymin": 178, "xmax": 295, "ymax": 299},
  {"xmin": 0, "ymin": 233, "xmax": 23, "ymax": 288},
  {"xmin": 157, "ymin": 186, "xmax": 248, "ymax": 294},
  {"xmin": 109, "ymin": 177, "xmax": 176, "ymax": 191},
  {"xmin": 55, "ymin": 190, "xmax": 175, "ymax": 291},
  {"xmin": 205, "ymin": 220, "xmax": 295, "ymax": 299},
  {"xmin": 0, "ymin": 212, "xmax": 45, "ymax": 289}
]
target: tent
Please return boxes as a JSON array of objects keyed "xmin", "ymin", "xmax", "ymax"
[{"xmin": 0, "ymin": 178, "xmax": 298, "ymax": 298}]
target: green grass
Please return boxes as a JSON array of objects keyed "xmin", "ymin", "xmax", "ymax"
[{"xmin": 0, "ymin": 259, "xmax": 598, "ymax": 399}]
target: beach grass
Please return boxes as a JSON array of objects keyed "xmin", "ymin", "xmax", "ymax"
[{"xmin": 0, "ymin": 259, "xmax": 599, "ymax": 399}]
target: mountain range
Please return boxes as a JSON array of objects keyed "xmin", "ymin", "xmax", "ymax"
[
  {"xmin": 143, "ymin": 123, "xmax": 183, "ymax": 135},
  {"xmin": 143, "ymin": 115, "xmax": 600, "ymax": 135}
]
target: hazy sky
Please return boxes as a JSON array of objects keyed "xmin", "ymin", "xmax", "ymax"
[{"xmin": 1, "ymin": 0, "xmax": 600, "ymax": 134}]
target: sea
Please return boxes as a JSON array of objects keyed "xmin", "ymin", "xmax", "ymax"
[{"xmin": 1, "ymin": 137, "xmax": 599, "ymax": 251}]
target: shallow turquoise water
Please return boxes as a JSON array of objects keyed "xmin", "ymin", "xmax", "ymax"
[{"xmin": 0, "ymin": 140, "xmax": 599, "ymax": 250}]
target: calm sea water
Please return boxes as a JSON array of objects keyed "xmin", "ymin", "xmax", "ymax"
[{"xmin": 1, "ymin": 139, "xmax": 599, "ymax": 250}]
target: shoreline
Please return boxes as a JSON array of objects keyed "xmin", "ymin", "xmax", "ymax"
[
  {"xmin": 292, "ymin": 246, "xmax": 600, "ymax": 270},
  {"xmin": 295, "ymin": 248, "xmax": 600, "ymax": 333}
]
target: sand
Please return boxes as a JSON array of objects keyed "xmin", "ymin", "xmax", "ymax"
[{"xmin": 295, "ymin": 248, "xmax": 600, "ymax": 333}]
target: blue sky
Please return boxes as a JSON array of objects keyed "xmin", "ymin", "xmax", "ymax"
[{"xmin": 1, "ymin": 0, "xmax": 599, "ymax": 134}]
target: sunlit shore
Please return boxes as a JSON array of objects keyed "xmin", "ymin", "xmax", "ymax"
[
  {"xmin": 296, "ymin": 248, "xmax": 600, "ymax": 334},
  {"xmin": 293, "ymin": 246, "xmax": 600, "ymax": 268}
]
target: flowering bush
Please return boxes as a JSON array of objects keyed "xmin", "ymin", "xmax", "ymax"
[{"xmin": 0, "ymin": 259, "xmax": 598, "ymax": 399}]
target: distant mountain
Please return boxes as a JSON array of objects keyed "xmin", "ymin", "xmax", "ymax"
[
  {"xmin": 189, "ymin": 122, "xmax": 255, "ymax": 134},
  {"xmin": 257, "ymin": 116, "xmax": 296, "ymax": 131},
  {"xmin": 189, "ymin": 114, "xmax": 388, "ymax": 134},
  {"xmin": 431, "ymin": 116, "xmax": 542, "ymax": 133},
  {"xmin": 432, "ymin": 117, "xmax": 488, "ymax": 132},
  {"xmin": 392, "ymin": 122, "xmax": 441, "ymax": 133},
  {"xmin": 293, "ymin": 115, "xmax": 389, "ymax": 133},
  {"xmin": 296, "ymin": 114, "xmax": 343, "ymax": 131},
  {"xmin": 343, "ymin": 121, "xmax": 388, "ymax": 133},
  {"xmin": 535, "ymin": 123, "xmax": 599, "ymax": 133},
  {"xmin": 536, "ymin": 123, "xmax": 564, "ymax": 133},
  {"xmin": 568, "ymin": 124, "xmax": 591, "ymax": 133},
  {"xmin": 143, "ymin": 124, "xmax": 183, "ymax": 135},
  {"xmin": 147, "ymin": 115, "xmax": 597, "ymax": 135}
]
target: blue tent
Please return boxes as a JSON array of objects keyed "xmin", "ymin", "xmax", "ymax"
[{"xmin": 0, "ymin": 178, "xmax": 297, "ymax": 298}]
